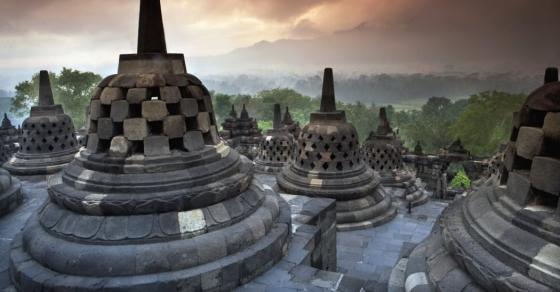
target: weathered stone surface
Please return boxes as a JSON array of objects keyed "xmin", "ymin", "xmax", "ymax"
[
  {"xmin": 180, "ymin": 98, "xmax": 198, "ymax": 117},
  {"xmin": 86, "ymin": 133, "xmax": 101, "ymax": 153},
  {"xmin": 543, "ymin": 112, "xmax": 560, "ymax": 141},
  {"xmin": 183, "ymin": 131, "xmax": 205, "ymax": 151},
  {"xmin": 89, "ymin": 100, "xmax": 102, "ymax": 120},
  {"xmin": 126, "ymin": 88, "xmax": 149, "ymax": 104},
  {"xmin": 160, "ymin": 86, "xmax": 181, "ymax": 103},
  {"xmin": 516, "ymin": 127, "xmax": 543, "ymax": 160},
  {"xmin": 197, "ymin": 112, "xmax": 211, "ymax": 133},
  {"xmin": 163, "ymin": 115, "xmax": 186, "ymax": 138},
  {"xmin": 141, "ymin": 100, "xmax": 168, "ymax": 121},
  {"xmin": 109, "ymin": 136, "xmax": 131, "ymax": 158},
  {"xmin": 100, "ymin": 87, "xmax": 124, "ymax": 105},
  {"xmin": 507, "ymin": 171, "xmax": 532, "ymax": 206},
  {"xmin": 136, "ymin": 73, "xmax": 166, "ymax": 88},
  {"xmin": 110, "ymin": 100, "xmax": 129, "ymax": 122},
  {"xmin": 109, "ymin": 74, "xmax": 137, "ymax": 88},
  {"xmin": 188, "ymin": 85, "xmax": 204, "ymax": 99},
  {"xmin": 143, "ymin": 135, "xmax": 170, "ymax": 156},
  {"xmin": 97, "ymin": 118, "xmax": 115, "ymax": 140},
  {"xmin": 530, "ymin": 156, "xmax": 560, "ymax": 195},
  {"xmin": 123, "ymin": 118, "xmax": 148, "ymax": 141}
]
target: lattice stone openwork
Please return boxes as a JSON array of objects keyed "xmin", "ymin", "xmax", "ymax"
[{"xmin": 255, "ymin": 104, "xmax": 294, "ymax": 173}]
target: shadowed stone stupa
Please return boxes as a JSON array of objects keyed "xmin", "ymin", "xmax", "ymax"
[
  {"xmin": 220, "ymin": 104, "xmax": 262, "ymax": 160},
  {"xmin": 9, "ymin": 1, "xmax": 291, "ymax": 290},
  {"xmin": 0, "ymin": 168, "xmax": 22, "ymax": 216},
  {"xmin": 362, "ymin": 108, "xmax": 429, "ymax": 206},
  {"xmin": 278, "ymin": 68, "xmax": 397, "ymax": 231},
  {"xmin": 0, "ymin": 114, "xmax": 19, "ymax": 164},
  {"xmin": 3, "ymin": 71, "xmax": 79, "ymax": 175},
  {"xmin": 397, "ymin": 67, "xmax": 560, "ymax": 291},
  {"xmin": 254, "ymin": 104, "xmax": 293, "ymax": 173}
]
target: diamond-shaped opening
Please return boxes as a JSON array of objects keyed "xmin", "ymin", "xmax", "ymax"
[
  {"xmin": 319, "ymin": 135, "xmax": 324, "ymax": 141},
  {"xmin": 331, "ymin": 136, "xmax": 336, "ymax": 142},
  {"xmin": 342, "ymin": 135, "xmax": 347, "ymax": 141},
  {"xmin": 316, "ymin": 152, "xmax": 322, "ymax": 160},
  {"xmin": 310, "ymin": 162, "xmax": 316, "ymax": 169},
  {"xmin": 343, "ymin": 152, "xmax": 349, "ymax": 158},
  {"xmin": 337, "ymin": 144, "xmax": 343, "ymax": 151},
  {"xmin": 325, "ymin": 144, "xmax": 330, "ymax": 151},
  {"xmin": 311, "ymin": 143, "xmax": 317, "ymax": 149},
  {"xmin": 330, "ymin": 153, "xmax": 336, "ymax": 160},
  {"xmin": 322, "ymin": 162, "xmax": 329, "ymax": 170},
  {"xmin": 336, "ymin": 162, "xmax": 343, "ymax": 171}
]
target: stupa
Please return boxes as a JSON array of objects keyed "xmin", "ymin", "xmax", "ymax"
[
  {"xmin": 281, "ymin": 106, "xmax": 300, "ymax": 138},
  {"xmin": 398, "ymin": 67, "xmax": 560, "ymax": 291},
  {"xmin": 3, "ymin": 71, "xmax": 79, "ymax": 175},
  {"xmin": 0, "ymin": 168, "xmax": 22, "ymax": 216},
  {"xmin": 413, "ymin": 141, "xmax": 423, "ymax": 155},
  {"xmin": 0, "ymin": 114, "xmax": 19, "ymax": 164},
  {"xmin": 220, "ymin": 104, "xmax": 262, "ymax": 159},
  {"xmin": 9, "ymin": 1, "xmax": 290, "ymax": 290},
  {"xmin": 278, "ymin": 68, "xmax": 397, "ymax": 231},
  {"xmin": 362, "ymin": 108, "xmax": 429, "ymax": 206},
  {"xmin": 441, "ymin": 138, "xmax": 471, "ymax": 161},
  {"xmin": 254, "ymin": 104, "xmax": 293, "ymax": 173}
]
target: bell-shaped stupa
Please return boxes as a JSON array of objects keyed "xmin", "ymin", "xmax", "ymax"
[
  {"xmin": 362, "ymin": 107, "xmax": 429, "ymax": 206},
  {"xmin": 0, "ymin": 114, "xmax": 19, "ymax": 164},
  {"xmin": 4, "ymin": 71, "xmax": 78, "ymax": 175},
  {"xmin": 281, "ymin": 106, "xmax": 300, "ymax": 138},
  {"xmin": 278, "ymin": 68, "xmax": 397, "ymax": 231},
  {"xmin": 0, "ymin": 168, "xmax": 22, "ymax": 216},
  {"xmin": 397, "ymin": 67, "xmax": 560, "ymax": 291},
  {"xmin": 9, "ymin": 1, "xmax": 290, "ymax": 290},
  {"xmin": 220, "ymin": 104, "xmax": 262, "ymax": 159},
  {"xmin": 254, "ymin": 104, "xmax": 294, "ymax": 173}
]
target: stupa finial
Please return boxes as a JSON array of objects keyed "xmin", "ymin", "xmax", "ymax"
[
  {"xmin": 137, "ymin": 0, "xmax": 167, "ymax": 54},
  {"xmin": 229, "ymin": 105, "xmax": 238, "ymax": 118},
  {"xmin": 376, "ymin": 107, "xmax": 393, "ymax": 136},
  {"xmin": 38, "ymin": 70, "xmax": 54, "ymax": 107},
  {"xmin": 1, "ymin": 113, "xmax": 12, "ymax": 128},
  {"xmin": 320, "ymin": 68, "xmax": 336, "ymax": 112},
  {"xmin": 544, "ymin": 67, "xmax": 558, "ymax": 84},
  {"xmin": 241, "ymin": 104, "xmax": 249, "ymax": 119},
  {"xmin": 282, "ymin": 106, "xmax": 294, "ymax": 124},
  {"xmin": 273, "ymin": 103, "xmax": 281, "ymax": 130}
]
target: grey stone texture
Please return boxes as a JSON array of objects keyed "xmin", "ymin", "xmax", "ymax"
[
  {"xmin": 254, "ymin": 104, "xmax": 294, "ymax": 174},
  {"xmin": 220, "ymin": 104, "xmax": 262, "ymax": 160},
  {"xmin": 0, "ymin": 114, "xmax": 20, "ymax": 165},
  {"xmin": 394, "ymin": 68, "xmax": 560, "ymax": 292},
  {"xmin": 0, "ymin": 168, "xmax": 22, "ymax": 217},
  {"xmin": 278, "ymin": 68, "xmax": 397, "ymax": 231},
  {"xmin": 3, "ymin": 71, "xmax": 79, "ymax": 175}
]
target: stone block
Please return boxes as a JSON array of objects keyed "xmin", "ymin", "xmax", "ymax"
[
  {"xmin": 86, "ymin": 133, "xmax": 101, "ymax": 153},
  {"xmin": 110, "ymin": 100, "xmax": 129, "ymax": 122},
  {"xmin": 197, "ymin": 112, "xmax": 211, "ymax": 133},
  {"xmin": 188, "ymin": 86, "xmax": 205, "ymax": 99},
  {"xmin": 97, "ymin": 118, "xmax": 115, "ymax": 140},
  {"xmin": 126, "ymin": 88, "xmax": 149, "ymax": 104},
  {"xmin": 136, "ymin": 73, "xmax": 166, "ymax": 88},
  {"xmin": 89, "ymin": 100, "xmax": 102, "ymax": 120},
  {"xmin": 100, "ymin": 87, "xmax": 124, "ymax": 105},
  {"xmin": 209, "ymin": 126, "xmax": 220, "ymax": 144},
  {"xmin": 109, "ymin": 74, "xmax": 137, "ymax": 88},
  {"xmin": 109, "ymin": 136, "xmax": 131, "ymax": 158},
  {"xmin": 92, "ymin": 87, "xmax": 103, "ymax": 100},
  {"xmin": 163, "ymin": 115, "xmax": 186, "ymax": 138},
  {"xmin": 160, "ymin": 87, "xmax": 181, "ymax": 104},
  {"xmin": 142, "ymin": 100, "xmax": 168, "ymax": 121},
  {"xmin": 530, "ymin": 156, "xmax": 560, "ymax": 195},
  {"xmin": 180, "ymin": 98, "xmax": 198, "ymax": 117},
  {"xmin": 124, "ymin": 118, "xmax": 148, "ymax": 141},
  {"xmin": 507, "ymin": 171, "xmax": 532, "ymax": 206},
  {"xmin": 144, "ymin": 136, "xmax": 170, "ymax": 157},
  {"xmin": 516, "ymin": 127, "xmax": 543, "ymax": 160},
  {"xmin": 183, "ymin": 131, "xmax": 205, "ymax": 151},
  {"xmin": 202, "ymin": 95, "xmax": 213, "ymax": 112},
  {"xmin": 164, "ymin": 74, "xmax": 189, "ymax": 87},
  {"xmin": 503, "ymin": 143, "xmax": 517, "ymax": 171},
  {"xmin": 543, "ymin": 112, "xmax": 560, "ymax": 141}
]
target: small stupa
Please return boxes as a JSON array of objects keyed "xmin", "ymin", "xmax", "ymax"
[
  {"xmin": 0, "ymin": 114, "xmax": 20, "ymax": 164},
  {"xmin": 3, "ymin": 71, "xmax": 79, "ymax": 175},
  {"xmin": 278, "ymin": 68, "xmax": 397, "ymax": 231},
  {"xmin": 362, "ymin": 107, "xmax": 429, "ymax": 206},
  {"xmin": 9, "ymin": 1, "xmax": 290, "ymax": 290},
  {"xmin": 281, "ymin": 106, "xmax": 300, "ymax": 138},
  {"xmin": 0, "ymin": 168, "xmax": 22, "ymax": 216},
  {"xmin": 254, "ymin": 103, "xmax": 294, "ymax": 173},
  {"xmin": 220, "ymin": 104, "xmax": 262, "ymax": 159}
]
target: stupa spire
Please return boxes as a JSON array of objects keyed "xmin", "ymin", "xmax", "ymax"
[
  {"xmin": 282, "ymin": 106, "xmax": 294, "ymax": 124},
  {"xmin": 320, "ymin": 68, "xmax": 336, "ymax": 112},
  {"xmin": 376, "ymin": 107, "xmax": 393, "ymax": 135},
  {"xmin": 240, "ymin": 104, "xmax": 249, "ymax": 119},
  {"xmin": 1, "ymin": 113, "xmax": 11, "ymax": 128},
  {"xmin": 229, "ymin": 105, "xmax": 238, "ymax": 118},
  {"xmin": 38, "ymin": 70, "xmax": 54, "ymax": 107},
  {"xmin": 273, "ymin": 103, "xmax": 281, "ymax": 130},
  {"xmin": 544, "ymin": 67, "xmax": 558, "ymax": 84},
  {"xmin": 137, "ymin": 0, "xmax": 167, "ymax": 54}
]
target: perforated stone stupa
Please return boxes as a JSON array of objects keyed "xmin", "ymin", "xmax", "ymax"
[
  {"xmin": 397, "ymin": 67, "xmax": 560, "ymax": 291},
  {"xmin": 9, "ymin": 1, "xmax": 290, "ymax": 290},
  {"xmin": 281, "ymin": 106, "xmax": 300, "ymax": 138},
  {"xmin": 220, "ymin": 104, "xmax": 262, "ymax": 159},
  {"xmin": 0, "ymin": 168, "xmax": 22, "ymax": 216},
  {"xmin": 278, "ymin": 68, "xmax": 397, "ymax": 231},
  {"xmin": 254, "ymin": 104, "xmax": 293, "ymax": 173},
  {"xmin": 0, "ymin": 114, "xmax": 19, "ymax": 164},
  {"xmin": 362, "ymin": 108, "xmax": 429, "ymax": 206},
  {"xmin": 4, "ymin": 71, "xmax": 79, "ymax": 175}
]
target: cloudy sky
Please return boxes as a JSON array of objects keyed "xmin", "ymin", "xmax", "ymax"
[{"xmin": 0, "ymin": 0, "xmax": 559, "ymax": 91}]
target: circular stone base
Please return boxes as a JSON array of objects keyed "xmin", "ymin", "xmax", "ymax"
[
  {"xmin": 380, "ymin": 171, "xmax": 430, "ymax": 207},
  {"xmin": 10, "ymin": 192, "xmax": 292, "ymax": 291},
  {"xmin": 397, "ymin": 182, "xmax": 559, "ymax": 292},
  {"xmin": 0, "ymin": 176, "xmax": 22, "ymax": 216},
  {"xmin": 254, "ymin": 160, "xmax": 287, "ymax": 174},
  {"xmin": 3, "ymin": 151, "xmax": 76, "ymax": 175}
]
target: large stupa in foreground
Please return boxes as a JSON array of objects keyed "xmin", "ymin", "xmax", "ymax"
[{"xmin": 9, "ymin": 1, "xmax": 290, "ymax": 290}]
